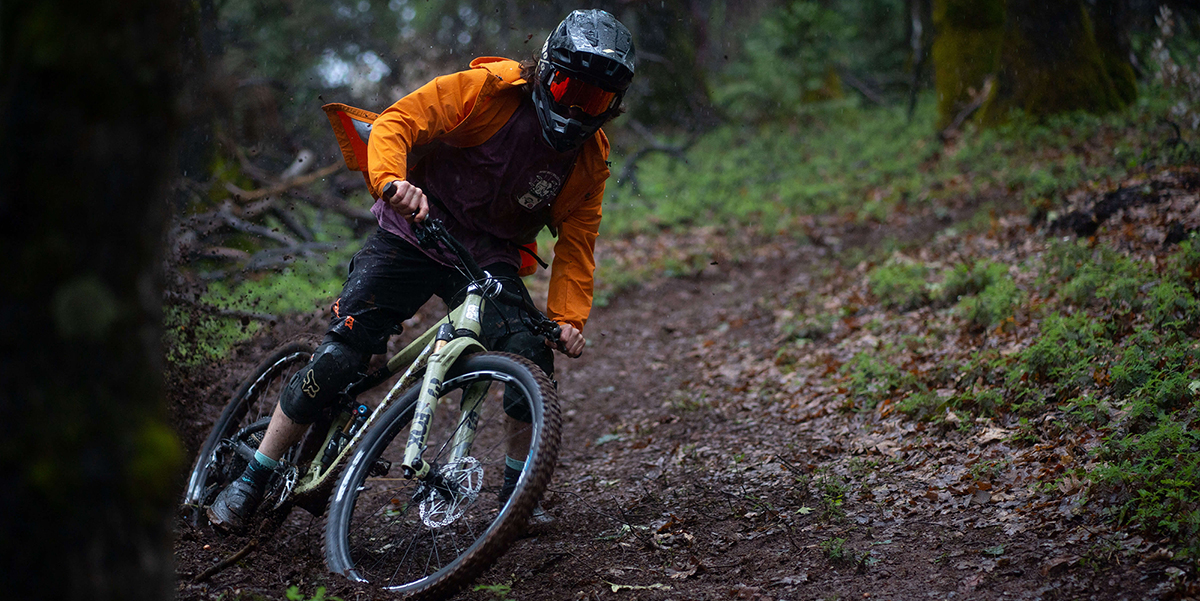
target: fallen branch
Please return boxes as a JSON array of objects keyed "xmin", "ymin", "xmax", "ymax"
[
  {"xmin": 939, "ymin": 75, "xmax": 995, "ymax": 141},
  {"xmin": 198, "ymin": 241, "xmax": 339, "ymax": 281},
  {"xmin": 225, "ymin": 162, "xmax": 342, "ymax": 202},
  {"xmin": 192, "ymin": 539, "xmax": 258, "ymax": 583},
  {"xmin": 218, "ymin": 204, "xmax": 300, "ymax": 247},
  {"xmin": 196, "ymin": 246, "xmax": 251, "ymax": 262},
  {"xmin": 617, "ymin": 120, "xmax": 696, "ymax": 191}
]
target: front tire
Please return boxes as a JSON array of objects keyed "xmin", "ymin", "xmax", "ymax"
[{"xmin": 324, "ymin": 352, "xmax": 561, "ymax": 599}]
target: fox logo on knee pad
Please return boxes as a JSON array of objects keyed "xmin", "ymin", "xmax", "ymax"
[{"xmin": 302, "ymin": 369, "xmax": 320, "ymax": 398}]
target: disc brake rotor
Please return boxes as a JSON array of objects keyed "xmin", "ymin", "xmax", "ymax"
[{"xmin": 418, "ymin": 457, "xmax": 483, "ymax": 528}]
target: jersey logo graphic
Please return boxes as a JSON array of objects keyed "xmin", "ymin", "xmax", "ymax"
[
  {"xmin": 517, "ymin": 170, "xmax": 563, "ymax": 210},
  {"xmin": 302, "ymin": 369, "xmax": 320, "ymax": 398}
]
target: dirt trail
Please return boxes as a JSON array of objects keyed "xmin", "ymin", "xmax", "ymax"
[{"xmin": 174, "ymin": 228, "xmax": 1180, "ymax": 601}]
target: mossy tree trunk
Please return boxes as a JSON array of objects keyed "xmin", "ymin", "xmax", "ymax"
[
  {"xmin": 0, "ymin": 0, "xmax": 183, "ymax": 600},
  {"xmin": 982, "ymin": 0, "xmax": 1133, "ymax": 123},
  {"xmin": 931, "ymin": 0, "xmax": 1006, "ymax": 129},
  {"xmin": 932, "ymin": 0, "xmax": 1138, "ymax": 128},
  {"xmin": 1090, "ymin": 0, "xmax": 1139, "ymax": 106}
]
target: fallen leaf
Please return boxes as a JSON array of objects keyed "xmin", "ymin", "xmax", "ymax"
[
  {"xmin": 772, "ymin": 574, "xmax": 808, "ymax": 586},
  {"xmin": 606, "ymin": 581, "xmax": 672, "ymax": 593}
]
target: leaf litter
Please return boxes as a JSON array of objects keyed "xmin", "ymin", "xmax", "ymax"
[{"xmin": 170, "ymin": 167, "xmax": 1200, "ymax": 600}]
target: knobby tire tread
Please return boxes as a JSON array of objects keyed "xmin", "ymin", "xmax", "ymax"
[
  {"xmin": 323, "ymin": 352, "xmax": 562, "ymax": 600},
  {"xmin": 183, "ymin": 340, "xmax": 314, "ymax": 509}
]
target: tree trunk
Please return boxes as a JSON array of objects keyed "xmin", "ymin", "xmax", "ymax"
[
  {"xmin": 0, "ymin": 0, "xmax": 183, "ymax": 599},
  {"xmin": 983, "ymin": 0, "xmax": 1131, "ymax": 123},
  {"xmin": 931, "ymin": 0, "xmax": 1006, "ymax": 129},
  {"xmin": 932, "ymin": 0, "xmax": 1137, "ymax": 128},
  {"xmin": 1090, "ymin": 0, "xmax": 1139, "ymax": 106}
]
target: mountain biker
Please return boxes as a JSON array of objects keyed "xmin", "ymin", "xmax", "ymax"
[{"xmin": 207, "ymin": 9, "xmax": 636, "ymax": 532}]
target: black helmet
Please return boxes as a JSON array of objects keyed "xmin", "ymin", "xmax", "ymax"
[{"xmin": 532, "ymin": 9, "xmax": 636, "ymax": 152}]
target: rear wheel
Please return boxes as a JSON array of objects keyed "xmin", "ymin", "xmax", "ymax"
[
  {"xmin": 182, "ymin": 341, "xmax": 313, "ymax": 516},
  {"xmin": 324, "ymin": 352, "xmax": 561, "ymax": 599}
]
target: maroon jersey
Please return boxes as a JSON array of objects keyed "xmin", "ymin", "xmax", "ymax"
[{"xmin": 371, "ymin": 96, "xmax": 579, "ymax": 269}]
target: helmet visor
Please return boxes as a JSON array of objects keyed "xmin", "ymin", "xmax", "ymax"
[{"xmin": 547, "ymin": 70, "xmax": 616, "ymax": 117}]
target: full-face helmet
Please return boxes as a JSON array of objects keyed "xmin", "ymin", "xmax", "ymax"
[{"xmin": 532, "ymin": 9, "xmax": 636, "ymax": 152}]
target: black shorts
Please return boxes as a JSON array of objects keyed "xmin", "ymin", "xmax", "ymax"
[{"xmin": 328, "ymin": 228, "xmax": 554, "ymax": 378}]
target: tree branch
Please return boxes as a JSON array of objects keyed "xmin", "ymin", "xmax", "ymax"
[
  {"xmin": 939, "ymin": 75, "xmax": 995, "ymax": 141},
  {"xmin": 225, "ymin": 162, "xmax": 342, "ymax": 202}
]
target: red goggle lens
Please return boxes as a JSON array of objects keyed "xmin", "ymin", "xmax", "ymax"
[{"xmin": 547, "ymin": 70, "xmax": 616, "ymax": 116}]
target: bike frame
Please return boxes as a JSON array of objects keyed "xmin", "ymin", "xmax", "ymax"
[{"xmin": 284, "ymin": 286, "xmax": 489, "ymax": 501}]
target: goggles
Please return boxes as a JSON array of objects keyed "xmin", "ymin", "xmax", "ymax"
[{"xmin": 547, "ymin": 70, "xmax": 617, "ymax": 116}]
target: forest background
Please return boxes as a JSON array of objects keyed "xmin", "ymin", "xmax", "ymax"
[{"xmin": 2, "ymin": 0, "xmax": 1200, "ymax": 599}]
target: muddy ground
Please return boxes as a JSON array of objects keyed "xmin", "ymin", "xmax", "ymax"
[{"xmin": 171, "ymin": 198, "xmax": 1196, "ymax": 601}]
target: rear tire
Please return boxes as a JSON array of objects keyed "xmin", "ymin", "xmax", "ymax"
[
  {"xmin": 324, "ymin": 352, "xmax": 561, "ymax": 599},
  {"xmin": 182, "ymin": 342, "xmax": 313, "ymax": 516}
]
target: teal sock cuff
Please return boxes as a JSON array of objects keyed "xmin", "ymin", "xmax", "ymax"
[
  {"xmin": 505, "ymin": 455, "xmax": 525, "ymax": 471},
  {"xmin": 254, "ymin": 450, "xmax": 280, "ymax": 469}
]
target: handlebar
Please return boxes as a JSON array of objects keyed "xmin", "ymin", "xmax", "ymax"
[{"xmin": 409, "ymin": 216, "xmax": 564, "ymax": 349}]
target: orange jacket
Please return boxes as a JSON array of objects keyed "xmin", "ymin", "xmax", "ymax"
[{"xmin": 367, "ymin": 57, "xmax": 608, "ymax": 332}]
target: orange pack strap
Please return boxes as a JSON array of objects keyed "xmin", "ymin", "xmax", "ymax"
[{"xmin": 322, "ymin": 103, "xmax": 379, "ymax": 172}]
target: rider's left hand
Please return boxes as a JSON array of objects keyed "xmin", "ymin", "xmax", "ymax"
[{"xmin": 551, "ymin": 323, "xmax": 585, "ymax": 358}]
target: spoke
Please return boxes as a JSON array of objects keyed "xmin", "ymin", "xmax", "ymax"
[{"xmin": 388, "ymin": 526, "xmax": 423, "ymax": 586}]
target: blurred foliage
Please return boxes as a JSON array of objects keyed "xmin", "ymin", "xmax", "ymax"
[
  {"xmin": 171, "ymin": 0, "xmax": 1200, "ymax": 362},
  {"xmin": 713, "ymin": 0, "xmax": 908, "ymax": 121}
]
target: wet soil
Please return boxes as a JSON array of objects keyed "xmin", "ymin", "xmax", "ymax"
[{"xmin": 171, "ymin": 174, "xmax": 1199, "ymax": 600}]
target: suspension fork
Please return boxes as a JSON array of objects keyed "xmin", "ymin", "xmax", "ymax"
[{"xmin": 400, "ymin": 291, "xmax": 487, "ymax": 479}]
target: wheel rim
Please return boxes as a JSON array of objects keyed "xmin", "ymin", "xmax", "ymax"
[
  {"xmin": 184, "ymin": 350, "xmax": 309, "ymax": 506},
  {"xmin": 339, "ymin": 368, "xmax": 542, "ymax": 592}
]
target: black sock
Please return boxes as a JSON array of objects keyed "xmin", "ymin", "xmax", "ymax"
[
  {"xmin": 498, "ymin": 463, "xmax": 522, "ymax": 505},
  {"xmin": 239, "ymin": 457, "xmax": 274, "ymax": 489}
]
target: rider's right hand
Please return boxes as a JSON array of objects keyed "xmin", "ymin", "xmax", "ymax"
[
  {"xmin": 383, "ymin": 180, "xmax": 429, "ymax": 223},
  {"xmin": 550, "ymin": 323, "xmax": 585, "ymax": 358}
]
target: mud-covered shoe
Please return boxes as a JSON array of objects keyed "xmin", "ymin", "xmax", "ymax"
[
  {"xmin": 528, "ymin": 503, "xmax": 555, "ymax": 527},
  {"xmin": 206, "ymin": 479, "xmax": 263, "ymax": 532}
]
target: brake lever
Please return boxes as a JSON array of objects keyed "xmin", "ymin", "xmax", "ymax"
[
  {"xmin": 548, "ymin": 324, "xmax": 564, "ymax": 352},
  {"xmin": 413, "ymin": 218, "xmax": 444, "ymax": 249}
]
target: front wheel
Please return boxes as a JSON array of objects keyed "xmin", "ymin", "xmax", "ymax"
[{"xmin": 324, "ymin": 352, "xmax": 561, "ymax": 599}]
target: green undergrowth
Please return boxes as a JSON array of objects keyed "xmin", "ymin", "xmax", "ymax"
[
  {"xmin": 602, "ymin": 84, "xmax": 1188, "ymax": 239},
  {"xmin": 858, "ymin": 235, "xmax": 1200, "ymax": 556},
  {"xmin": 165, "ymin": 247, "xmax": 352, "ymax": 367}
]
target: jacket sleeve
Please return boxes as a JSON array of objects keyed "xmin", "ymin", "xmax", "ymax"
[
  {"xmin": 546, "ymin": 180, "xmax": 604, "ymax": 332},
  {"xmin": 366, "ymin": 70, "xmax": 488, "ymax": 198}
]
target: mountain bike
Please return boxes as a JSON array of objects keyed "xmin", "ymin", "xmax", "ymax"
[{"xmin": 181, "ymin": 218, "xmax": 563, "ymax": 599}]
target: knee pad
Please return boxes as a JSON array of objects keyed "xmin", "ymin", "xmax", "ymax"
[
  {"xmin": 497, "ymin": 332, "xmax": 554, "ymax": 424},
  {"xmin": 279, "ymin": 340, "xmax": 367, "ymax": 424}
]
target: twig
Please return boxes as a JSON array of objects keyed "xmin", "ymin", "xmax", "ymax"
[
  {"xmin": 192, "ymin": 538, "xmax": 258, "ymax": 583},
  {"xmin": 837, "ymin": 68, "xmax": 885, "ymax": 106},
  {"xmin": 617, "ymin": 120, "xmax": 696, "ymax": 191}
]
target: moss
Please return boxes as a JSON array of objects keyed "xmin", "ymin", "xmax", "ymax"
[
  {"xmin": 932, "ymin": 0, "xmax": 1005, "ymax": 128},
  {"xmin": 983, "ymin": 0, "xmax": 1130, "ymax": 123}
]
